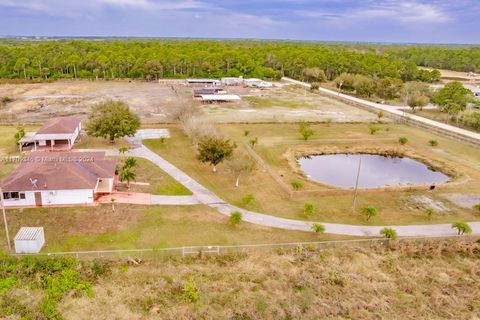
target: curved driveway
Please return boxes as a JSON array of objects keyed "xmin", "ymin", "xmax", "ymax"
[{"xmin": 129, "ymin": 143, "xmax": 480, "ymax": 237}]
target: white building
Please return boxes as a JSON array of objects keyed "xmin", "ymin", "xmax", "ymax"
[
  {"xmin": 221, "ymin": 77, "xmax": 244, "ymax": 86},
  {"xmin": 1, "ymin": 151, "xmax": 115, "ymax": 207},
  {"xmin": 200, "ymin": 94, "xmax": 241, "ymax": 103},
  {"xmin": 14, "ymin": 227, "xmax": 45, "ymax": 253},
  {"xmin": 243, "ymin": 78, "xmax": 273, "ymax": 88},
  {"xmin": 19, "ymin": 116, "xmax": 82, "ymax": 151}
]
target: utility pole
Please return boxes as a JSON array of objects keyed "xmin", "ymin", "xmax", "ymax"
[
  {"xmin": 352, "ymin": 158, "xmax": 362, "ymax": 212},
  {"xmin": 0, "ymin": 188, "xmax": 11, "ymax": 251}
]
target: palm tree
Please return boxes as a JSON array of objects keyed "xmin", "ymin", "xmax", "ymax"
[
  {"xmin": 124, "ymin": 156, "xmax": 137, "ymax": 169},
  {"xmin": 380, "ymin": 227, "xmax": 397, "ymax": 240},
  {"xmin": 451, "ymin": 222, "xmax": 472, "ymax": 235},
  {"xmin": 361, "ymin": 206, "xmax": 378, "ymax": 221},
  {"xmin": 311, "ymin": 223, "xmax": 326, "ymax": 233},
  {"xmin": 119, "ymin": 167, "xmax": 136, "ymax": 189}
]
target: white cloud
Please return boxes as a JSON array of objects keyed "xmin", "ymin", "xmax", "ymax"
[{"xmin": 297, "ymin": 1, "xmax": 451, "ymax": 25}]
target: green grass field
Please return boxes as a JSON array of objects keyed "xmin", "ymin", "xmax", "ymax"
[
  {"xmin": 0, "ymin": 204, "xmax": 351, "ymax": 252},
  {"xmin": 144, "ymin": 122, "xmax": 480, "ymax": 226},
  {"xmin": 116, "ymin": 157, "xmax": 192, "ymax": 195}
]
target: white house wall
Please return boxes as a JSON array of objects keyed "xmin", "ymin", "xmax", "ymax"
[
  {"xmin": 2, "ymin": 192, "xmax": 36, "ymax": 207},
  {"xmin": 2, "ymin": 189, "xmax": 94, "ymax": 207},
  {"xmin": 41, "ymin": 189, "xmax": 94, "ymax": 205}
]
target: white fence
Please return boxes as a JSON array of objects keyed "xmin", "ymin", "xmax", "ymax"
[{"xmin": 13, "ymin": 235, "xmax": 478, "ymax": 259}]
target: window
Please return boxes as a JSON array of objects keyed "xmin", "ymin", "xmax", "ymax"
[{"xmin": 3, "ymin": 192, "xmax": 21, "ymax": 200}]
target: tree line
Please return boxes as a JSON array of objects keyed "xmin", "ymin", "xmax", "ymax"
[
  {"xmin": 0, "ymin": 39, "xmax": 442, "ymax": 82},
  {"xmin": 384, "ymin": 46, "xmax": 480, "ymax": 73}
]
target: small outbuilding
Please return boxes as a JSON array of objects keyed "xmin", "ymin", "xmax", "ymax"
[{"xmin": 14, "ymin": 227, "xmax": 45, "ymax": 253}]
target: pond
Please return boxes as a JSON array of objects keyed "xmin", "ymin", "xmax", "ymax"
[{"xmin": 298, "ymin": 154, "xmax": 449, "ymax": 188}]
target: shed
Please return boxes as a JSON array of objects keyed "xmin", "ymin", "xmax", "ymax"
[{"xmin": 14, "ymin": 227, "xmax": 45, "ymax": 253}]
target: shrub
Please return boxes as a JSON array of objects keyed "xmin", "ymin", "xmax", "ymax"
[
  {"xmin": 425, "ymin": 208, "xmax": 434, "ymax": 220},
  {"xmin": 368, "ymin": 126, "xmax": 380, "ymax": 135},
  {"xmin": 473, "ymin": 203, "xmax": 480, "ymax": 212},
  {"xmin": 229, "ymin": 211, "xmax": 243, "ymax": 225},
  {"xmin": 429, "ymin": 139, "xmax": 438, "ymax": 147},
  {"xmin": 244, "ymin": 130, "xmax": 250, "ymax": 136},
  {"xmin": 249, "ymin": 137, "xmax": 258, "ymax": 147},
  {"xmin": 380, "ymin": 227, "xmax": 397, "ymax": 239},
  {"xmin": 242, "ymin": 194, "xmax": 254, "ymax": 207},
  {"xmin": 311, "ymin": 223, "xmax": 326, "ymax": 233},
  {"xmin": 291, "ymin": 181, "xmax": 303, "ymax": 190},
  {"xmin": 361, "ymin": 206, "xmax": 378, "ymax": 221},
  {"xmin": 183, "ymin": 278, "xmax": 200, "ymax": 303},
  {"xmin": 377, "ymin": 111, "xmax": 384, "ymax": 119},
  {"xmin": 398, "ymin": 137, "xmax": 408, "ymax": 145},
  {"xmin": 451, "ymin": 221, "xmax": 472, "ymax": 235},
  {"xmin": 298, "ymin": 122, "xmax": 314, "ymax": 140},
  {"xmin": 310, "ymin": 82, "xmax": 320, "ymax": 91},
  {"xmin": 303, "ymin": 202, "xmax": 315, "ymax": 215}
]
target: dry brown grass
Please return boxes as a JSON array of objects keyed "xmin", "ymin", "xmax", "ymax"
[{"xmin": 55, "ymin": 239, "xmax": 480, "ymax": 319}]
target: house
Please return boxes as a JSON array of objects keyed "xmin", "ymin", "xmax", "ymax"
[
  {"xmin": 18, "ymin": 116, "xmax": 82, "ymax": 151},
  {"xmin": 200, "ymin": 94, "xmax": 241, "ymax": 103},
  {"xmin": 1, "ymin": 151, "xmax": 116, "ymax": 207}
]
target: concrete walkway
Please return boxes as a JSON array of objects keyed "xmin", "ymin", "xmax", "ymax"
[{"xmin": 129, "ymin": 144, "xmax": 480, "ymax": 237}]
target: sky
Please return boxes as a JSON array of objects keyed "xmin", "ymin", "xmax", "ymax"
[{"xmin": 0, "ymin": 0, "xmax": 479, "ymax": 44}]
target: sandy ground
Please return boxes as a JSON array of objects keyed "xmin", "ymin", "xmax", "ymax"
[
  {"xmin": 442, "ymin": 193, "xmax": 480, "ymax": 209},
  {"xmin": 0, "ymin": 80, "xmax": 377, "ymax": 124}
]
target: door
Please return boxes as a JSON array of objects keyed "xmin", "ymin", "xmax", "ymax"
[{"xmin": 34, "ymin": 192, "xmax": 42, "ymax": 207}]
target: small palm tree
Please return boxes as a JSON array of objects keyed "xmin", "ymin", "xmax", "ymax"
[
  {"xmin": 124, "ymin": 156, "xmax": 137, "ymax": 169},
  {"xmin": 229, "ymin": 211, "xmax": 243, "ymax": 225},
  {"xmin": 119, "ymin": 167, "xmax": 136, "ymax": 189},
  {"xmin": 118, "ymin": 146, "xmax": 129, "ymax": 154},
  {"xmin": 425, "ymin": 208, "xmax": 434, "ymax": 220},
  {"xmin": 361, "ymin": 206, "xmax": 378, "ymax": 221},
  {"xmin": 451, "ymin": 221, "xmax": 472, "ymax": 235},
  {"xmin": 380, "ymin": 227, "xmax": 397, "ymax": 240},
  {"xmin": 311, "ymin": 223, "xmax": 326, "ymax": 233}
]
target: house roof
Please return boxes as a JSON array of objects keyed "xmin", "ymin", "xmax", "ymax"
[
  {"xmin": 1, "ymin": 151, "xmax": 115, "ymax": 192},
  {"xmin": 36, "ymin": 116, "xmax": 81, "ymax": 135}
]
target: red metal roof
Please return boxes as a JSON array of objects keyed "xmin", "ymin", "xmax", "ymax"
[
  {"xmin": 1, "ymin": 151, "xmax": 115, "ymax": 191},
  {"xmin": 36, "ymin": 116, "xmax": 81, "ymax": 135}
]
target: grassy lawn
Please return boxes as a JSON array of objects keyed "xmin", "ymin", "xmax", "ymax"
[
  {"xmin": 244, "ymin": 96, "xmax": 314, "ymax": 109},
  {"xmin": 115, "ymin": 157, "xmax": 192, "ymax": 195},
  {"xmin": 0, "ymin": 205, "xmax": 352, "ymax": 252},
  {"xmin": 73, "ymin": 135, "xmax": 129, "ymax": 149},
  {"xmin": 144, "ymin": 123, "xmax": 480, "ymax": 226},
  {"xmin": 408, "ymin": 109, "xmax": 480, "ymax": 133}
]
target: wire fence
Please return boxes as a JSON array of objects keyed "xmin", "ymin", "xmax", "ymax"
[{"xmin": 13, "ymin": 235, "xmax": 479, "ymax": 260}]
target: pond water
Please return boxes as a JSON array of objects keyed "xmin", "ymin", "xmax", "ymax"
[{"xmin": 298, "ymin": 154, "xmax": 449, "ymax": 188}]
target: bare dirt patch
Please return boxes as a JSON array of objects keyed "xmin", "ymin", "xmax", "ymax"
[
  {"xmin": 441, "ymin": 193, "xmax": 480, "ymax": 210},
  {"xmin": 0, "ymin": 80, "xmax": 377, "ymax": 124}
]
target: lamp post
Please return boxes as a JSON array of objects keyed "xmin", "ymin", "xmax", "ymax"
[
  {"xmin": 0, "ymin": 188, "xmax": 11, "ymax": 250},
  {"xmin": 352, "ymin": 158, "xmax": 362, "ymax": 213}
]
